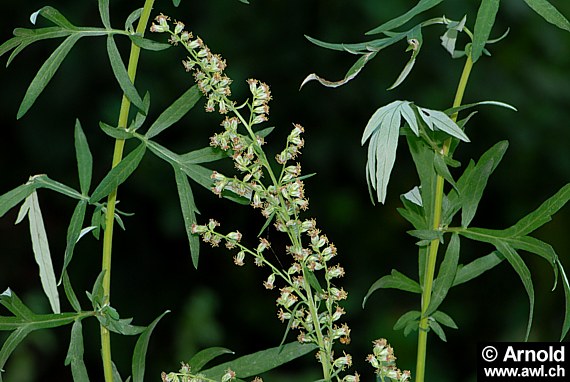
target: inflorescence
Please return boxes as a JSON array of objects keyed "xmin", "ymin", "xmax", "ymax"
[{"xmin": 151, "ymin": 14, "xmax": 409, "ymax": 382}]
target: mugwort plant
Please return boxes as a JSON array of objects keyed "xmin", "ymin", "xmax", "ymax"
[
  {"xmin": 0, "ymin": 0, "xmax": 568, "ymax": 382},
  {"xmin": 302, "ymin": 0, "xmax": 570, "ymax": 381}
]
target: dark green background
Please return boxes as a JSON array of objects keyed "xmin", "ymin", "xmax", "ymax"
[{"xmin": 1, "ymin": 1, "xmax": 569, "ymax": 381}]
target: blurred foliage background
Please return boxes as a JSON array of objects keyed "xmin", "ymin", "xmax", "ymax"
[{"xmin": 0, "ymin": 1, "xmax": 569, "ymax": 381}]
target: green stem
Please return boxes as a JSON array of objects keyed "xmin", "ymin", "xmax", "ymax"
[
  {"xmin": 414, "ymin": 54, "xmax": 473, "ymax": 382},
  {"xmin": 99, "ymin": 2, "xmax": 155, "ymax": 381}
]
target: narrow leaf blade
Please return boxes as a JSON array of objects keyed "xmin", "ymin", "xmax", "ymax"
[
  {"xmin": 90, "ymin": 143, "xmax": 146, "ymax": 203},
  {"xmin": 523, "ymin": 0, "xmax": 570, "ymax": 32},
  {"xmin": 173, "ymin": 166, "xmax": 200, "ymax": 268},
  {"xmin": 495, "ymin": 241, "xmax": 535, "ymax": 340},
  {"xmin": 98, "ymin": 0, "xmax": 111, "ymax": 29},
  {"xmin": 60, "ymin": 200, "xmax": 87, "ymax": 281},
  {"xmin": 65, "ymin": 319, "xmax": 90, "ymax": 382},
  {"xmin": 0, "ymin": 183, "xmax": 35, "ymax": 219},
  {"xmin": 505, "ymin": 183, "xmax": 570, "ymax": 236},
  {"xmin": 363, "ymin": 269, "xmax": 421, "ymax": 308},
  {"xmin": 17, "ymin": 34, "xmax": 82, "ymax": 119},
  {"xmin": 188, "ymin": 347, "xmax": 235, "ymax": 373},
  {"xmin": 74, "ymin": 119, "xmax": 93, "ymax": 195},
  {"xmin": 472, "ymin": 0, "xmax": 500, "ymax": 63},
  {"xmin": 453, "ymin": 251, "xmax": 504, "ymax": 286},
  {"xmin": 132, "ymin": 311, "xmax": 170, "ymax": 382},
  {"xmin": 27, "ymin": 191, "xmax": 60, "ymax": 314},
  {"xmin": 106, "ymin": 35, "xmax": 145, "ymax": 113},
  {"xmin": 366, "ymin": 0, "xmax": 444, "ymax": 35},
  {"xmin": 145, "ymin": 85, "xmax": 201, "ymax": 139},
  {"xmin": 426, "ymin": 234, "xmax": 460, "ymax": 315},
  {"xmin": 200, "ymin": 342, "xmax": 317, "ymax": 380},
  {"xmin": 300, "ymin": 52, "xmax": 377, "ymax": 89}
]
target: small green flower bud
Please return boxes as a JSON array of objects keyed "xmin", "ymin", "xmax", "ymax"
[
  {"xmin": 191, "ymin": 223, "xmax": 208, "ymax": 234},
  {"xmin": 207, "ymin": 219, "xmax": 220, "ymax": 230},
  {"xmin": 342, "ymin": 373, "xmax": 360, "ymax": 382},
  {"xmin": 221, "ymin": 369, "xmax": 235, "ymax": 382},
  {"xmin": 233, "ymin": 251, "xmax": 245, "ymax": 266},
  {"xmin": 174, "ymin": 21, "xmax": 185, "ymax": 34},
  {"xmin": 263, "ymin": 273, "xmax": 275, "ymax": 289}
]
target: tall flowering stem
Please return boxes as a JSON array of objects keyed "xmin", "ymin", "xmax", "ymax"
[
  {"xmin": 151, "ymin": 15, "xmax": 358, "ymax": 382},
  {"xmin": 99, "ymin": 1, "xmax": 155, "ymax": 381}
]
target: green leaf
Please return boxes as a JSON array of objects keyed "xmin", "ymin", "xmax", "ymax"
[
  {"xmin": 179, "ymin": 147, "xmax": 228, "ymax": 164},
  {"xmin": 426, "ymin": 234, "xmax": 460, "ymax": 316},
  {"xmin": 0, "ymin": 183, "xmax": 35, "ymax": 219},
  {"xmin": 495, "ymin": 241, "xmax": 534, "ymax": 340},
  {"xmin": 453, "ymin": 251, "xmax": 504, "ymax": 286},
  {"xmin": 17, "ymin": 33, "xmax": 82, "ymax": 119},
  {"xmin": 98, "ymin": 0, "xmax": 111, "ymax": 29},
  {"xmin": 60, "ymin": 200, "xmax": 87, "ymax": 282},
  {"xmin": 362, "ymin": 101, "xmax": 404, "ymax": 204},
  {"xmin": 125, "ymin": 8, "xmax": 143, "ymax": 32},
  {"xmin": 128, "ymin": 34, "xmax": 171, "ymax": 51},
  {"xmin": 62, "ymin": 273, "xmax": 82, "ymax": 313},
  {"xmin": 200, "ymin": 342, "xmax": 317, "ymax": 380},
  {"xmin": 145, "ymin": 85, "xmax": 202, "ymax": 139},
  {"xmin": 458, "ymin": 141, "xmax": 508, "ymax": 227},
  {"xmin": 2, "ymin": 28, "xmax": 72, "ymax": 67},
  {"xmin": 88, "ymin": 270, "xmax": 106, "ymax": 309},
  {"xmin": 440, "ymin": 16, "xmax": 467, "ymax": 56},
  {"xmin": 31, "ymin": 6, "xmax": 77, "ymax": 29},
  {"xmin": 74, "ymin": 120, "xmax": 93, "ymax": 195},
  {"xmin": 407, "ymin": 136, "xmax": 437, "ymax": 222},
  {"xmin": 363, "ymin": 269, "xmax": 421, "ymax": 308},
  {"xmin": 174, "ymin": 166, "xmax": 200, "ymax": 269},
  {"xmin": 387, "ymin": 25, "xmax": 422, "ymax": 90},
  {"xmin": 458, "ymin": 228, "xmax": 558, "ymax": 286},
  {"xmin": 132, "ymin": 311, "xmax": 170, "ymax": 382},
  {"xmin": 433, "ymin": 154, "xmax": 457, "ymax": 190},
  {"xmin": 27, "ymin": 174, "xmax": 84, "ymax": 200},
  {"xmin": 398, "ymin": 188, "xmax": 427, "ymax": 230},
  {"xmin": 99, "ymin": 316, "xmax": 145, "ymax": 336},
  {"xmin": 188, "ymin": 347, "xmax": 235, "ymax": 373},
  {"xmin": 0, "ymin": 289, "xmax": 33, "ymax": 320},
  {"xmin": 393, "ymin": 310, "xmax": 421, "ymax": 331},
  {"xmin": 417, "ymin": 107, "xmax": 470, "ymax": 142},
  {"xmin": 431, "ymin": 310, "xmax": 458, "ymax": 329},
  {"xmin": 444, "ymin": 100, "xmax": 518, "ymax": 116},
  {"xmin": 558, "ymin": 260, "xmax": 570, "ymax": 340},
  {"xmin": 504, "ymin": 183, "xmax": 570, "ymax": 237},
  {"xmin": 428, "ymin": 318, "xmax": 447, "ymax": 341},
  {"xmin": 0, "ymin": 327, "xmax": 33, "ymax": 379},
  {"xmin": 305, "ymin": 266, "xmax": 324, "ymax": 294},
  {"xmin": 106, "ymin": 35, "xmax": 145, "ymax": 113},
  {"xmin": 90, "ymin": 143, "xmax": 146, "ymax": 203},
  {"xmin": 300, "ymin": 51, "xmax": 377, "ymax": 89},
  {"xmin": 472, "ymin": 0, "xmax": 500, "ymax": 63},
  {"xmin": 18, "ymin": 191, "xmax": 60, "ymax": 314},
  {"xmin": 407, "ymin": 229, "xmax": 444, "ymax": 244},
  {"xmin": 112, "ymin": 362, "xmax": 124, "ymax": 382},
  {"xmin": 173, "ymin": 0, "xmax": 183, "ymax": 6},
  {"xmin": 366, "ymin": 0, "xmax": 443, "ymax": 35},
  {"xmin": 523, "ymin": 0, "xmax": 570, "ymax": 32},
  {"xmin": 65, "ymin": 319, "xmax": 90, "ymax": 382},
  {"xmin": 99, "ymin": 121, "xmax": 136, "ymax": 140}
]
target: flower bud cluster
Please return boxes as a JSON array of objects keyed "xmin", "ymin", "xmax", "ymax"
[
  {"xmin": 161, "ymin": 362, "xmax": 243, "ymax": 382},
  {"xmin": 150, "ymin": 14, "xmax": 232, "ymax": 114},
  {"xmin": 162, "ymin": 18, "xmax": 357, "ymax": 382},
  {"xmin": 366, "ymin": 339, "xmax": 411, "ymax": 382}
]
